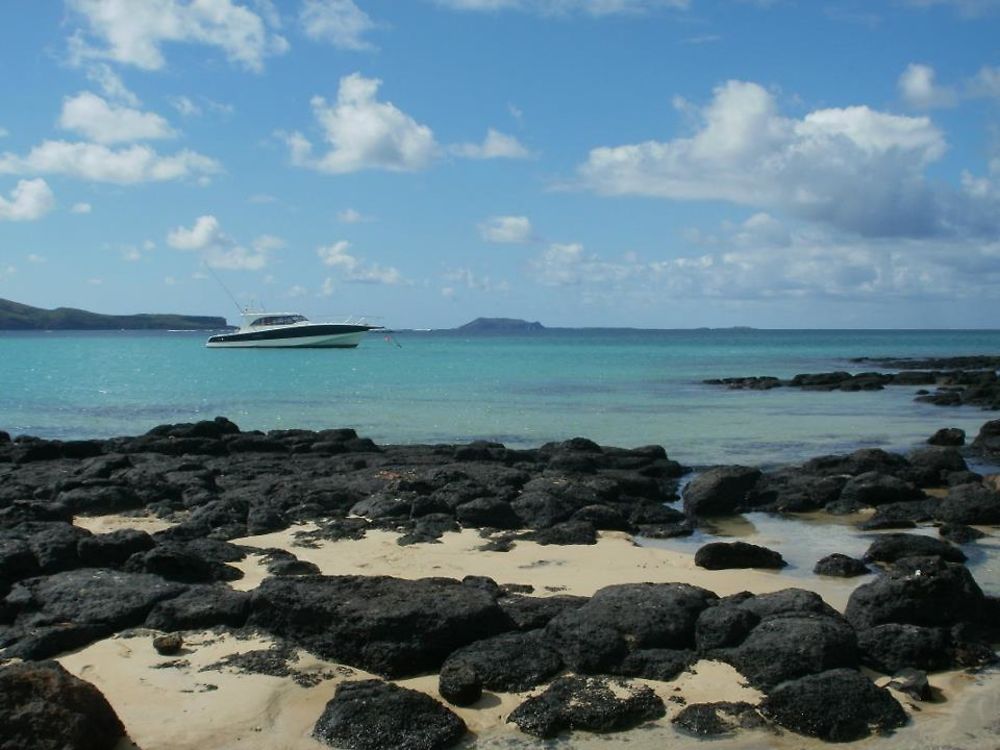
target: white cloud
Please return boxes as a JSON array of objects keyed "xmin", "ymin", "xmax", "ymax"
[
  {"xmin": 523, "ymin": 224, "xmax": 1000, "ymax": 309},
  {"xmin": 170, "ymin": 95, "xmax": 235, "ymax": 117},
  {"xmin": 0, "ymin": 127, "xmax": 8, "ymax": 138},
  {"xmin": 85, "ymin": 63, "xmax": 140, "ymax": 106},
  {"xmin": 27, "ymin": 254, "xmax": 47, "ymax": 263},
  {"xmin": 88, "ymin": 277, "xmax": 104, "ymax": 285},
  {"xmin": 452, "ymin": 129, "xmax": 531, "ymax": 159},
  {"xmin": 285, "ymin": 73, "xmax": 438, "ymax": 173},
  {"xmin": 67, "ymin": 0, "xmax": 288, "ymax": 71},
  {"xmin": 479, "ymin": 215, "xmax": 534, "ymax": 243},
  {"xmin": 337, "ymin": 207, "xmax": 373, "ymax": 223},
  {"xmin": 0, "ymin": 140, "xmax": 220, "ymax": 184},
  {"xmin": 286, "ymin": 284, "xmax": 308, "ymax": 297},
  {"xmin": 300, "ymin": 0, "xmax": 376, "ymax": 50},
  {"xmin": 169, "ymin": 95, "xmax": 201, "ymax": 117},
  {"xmin": 530, "ymin": 242, "xmax": 639, "ymax": 286},
  {"xmin": 431, "ymin": 0, "xmax": 690, "ymax": 16},
  {"xmin": 443, "ymin": 267, "xmax": 509, "ymax": 293},
  {"xmin": 575, "ymin": 79, "xmax": 995, "ymax": 238},
  {"xmin": 898, "ymin": 63, "xmax": 958, "ymax": 109},
  {"xmin": 317, "ymin": 239, "xmax": 404, "ymax": 284},
  {"xmin": 59, "ymin": 91, "xmax": 175, "ymax": 144},
  {"xmin": 71, "ymin": 202, "xmax": 93, "ymax": 214},
  {"xmin": 897, "ymin": 63, "xmax": 1000, "ymax": 112},
  {"xmin": 0, "ymin": 179, "xmax": 56, "ymax": 222},
  {"xmin": 166, "ymin": 215, "xmax": 281, "ymax": 270},
  {"xmin": 248, "ymin": 193, "xmax": 278, "ymax": 203}
]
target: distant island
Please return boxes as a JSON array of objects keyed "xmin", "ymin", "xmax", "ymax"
[
  {"xmin": 455, "ymin": 317, "xmax": 545, "ymax": 333},
  {"xmin": 0, "ymin": 298, "xmax": 228, "ymax": 331}
]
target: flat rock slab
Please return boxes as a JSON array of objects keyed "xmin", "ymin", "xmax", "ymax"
[
  {"xmin": 0, "ymin": 660, "xmax": 126, "ymax": 750},
  {"xmin": 248, "ymin": 574, "xmax": 511, "ymax": 677},
  {"xmin": 313, "ymin": 679, "xmax": 466, "ymax": 750},
  {"xmin": 507, "ymin": 675, "xmax": 665, "ymax": 739}
]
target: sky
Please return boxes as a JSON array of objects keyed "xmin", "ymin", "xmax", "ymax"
[{"xmin": 0, "ymin": 0, "xmax": 998, "ymax": 329}]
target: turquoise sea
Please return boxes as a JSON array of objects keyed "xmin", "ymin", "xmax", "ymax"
[{"xmin": 2, "ymin": 327, "xmax": 999, "ymax": 468}]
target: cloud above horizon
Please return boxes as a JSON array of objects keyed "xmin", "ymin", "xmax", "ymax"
[
  {"xmin": 577, "ymin": 79, "xmax": 1000, "ymax": 238},
  {"xmin": 0, "ymin": 179, "xmax": 56, "ymax": 222},
  {"xmin": 285, "ymin": 73, "xmax": 438, "ymax": 173},
  {"xmin": 66, "ymin": 0, "xmax": 288, "ymax": 71},
  {"xmin": 167, "ymin": 215, "xmax": 282, "ymax": 270}
]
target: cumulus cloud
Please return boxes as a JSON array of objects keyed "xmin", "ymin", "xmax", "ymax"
[
  {"xmin": 166, "ymin": 215, "xmax": 281, "ymax": 269},
  {"xmin": 0, "ymin": 179, "xmax": 56, "ymax": 222},
  {"xmin": 452, "ymin": 129, "xmax": 531, "ymax": 159},
  {"xmin": 59, "ymin": 91, "xmax": 175, "ymax": 143},
  {"xmin": 85, "ymin": 63, "xmax": 140, "ymax": 106},
  {"xmin": 67, "ymin": 0, "xmax": 288, "ymax": 71},
  {"xmin": 897, "ymin": 63, "xmax": 1000, "ymax": 109},
  {"xmin": 525, "ymin": 225, "xmax": 1000, "ymax": 307},
  {"xmin": 0, "ymin": 140, "xmax": 220, "ymax": 184},
  {"xmin": 479, "ymin": 215, "xmax": 534, "ymax": 243},
  {"xmin": 71, "ymin": 202, "xmax": 93, "ymax": 214},
  {"xmin": 317, "ymin": 239, "xmax": 404, "ymax": 284},
  {"xmin": 431, "ymin": 0, "xmax": 690, "ymax": 16},
  {"xmin": 898, "ymin": 64, "xmax": 958, "ymax": 109},
  {"xmin": 300, "ymin": 0, "xmax": 376, "ymax": 50},
  {"xmin": 285, "ymin": 73, "xmax": 438, "ymax": 173},
  {"xmin": 575, "ymin": 79, "xmax": 1000, "ymax": 238}
]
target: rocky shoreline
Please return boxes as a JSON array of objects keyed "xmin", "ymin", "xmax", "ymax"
[
  {"xmin": 704, "ymin": 354, "xmax": 1000, "ymax": 409},
  {"xmin": 2, "ymin": 417, "xmax": 999, "ymax": 749}
]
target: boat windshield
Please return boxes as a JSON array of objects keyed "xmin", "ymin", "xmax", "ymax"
[{"xmin": 248, "ymin": 315, "xmax": 308, "ymax": 327}]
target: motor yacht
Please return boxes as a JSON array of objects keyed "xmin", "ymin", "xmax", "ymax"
[{"xmin": 206, "ymin": 311, "xmax": 382, "ymax": 348}]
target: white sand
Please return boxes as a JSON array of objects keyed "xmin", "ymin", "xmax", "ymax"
[{"xmin": 50, "ymin": 516, "xmax": 1000, "ymax": 750}]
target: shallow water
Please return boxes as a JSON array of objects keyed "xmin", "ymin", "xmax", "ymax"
[{"xmin": 2, "ymin": 328, "xmax": 999, "ymax": 467}]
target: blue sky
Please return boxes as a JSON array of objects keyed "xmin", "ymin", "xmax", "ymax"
[{"xmin": 0, "ymin": 0, "xmax": 998, "ymax": 328}]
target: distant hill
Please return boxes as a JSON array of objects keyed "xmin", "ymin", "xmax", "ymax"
[
  {"xmin": 0, "ymin": 298, "xmax": 229, "ymax": 331},
  {"xmin": 456, "ymin": 317, "xmax": 545, "ymax": 333}
]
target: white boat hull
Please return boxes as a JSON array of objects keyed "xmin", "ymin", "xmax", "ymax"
[{"xmin": 206, "ymin": 328, "xmax": 374, "ymax": 349}]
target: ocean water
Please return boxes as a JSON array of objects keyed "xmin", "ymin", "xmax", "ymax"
[{"xmin": 2, "ymin": 327, "xmax": 999, "ymax": 468}]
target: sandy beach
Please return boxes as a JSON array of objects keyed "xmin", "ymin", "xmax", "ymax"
[{"xmin": 51, "ymin": 516, "xmax": 1000, "ymax": 750}]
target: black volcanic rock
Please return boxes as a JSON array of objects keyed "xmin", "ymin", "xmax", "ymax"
[
  {"xmin": 672, "ymin": 702, "xmax": 766, "ymax": 737},
  {"xmin": 694, "ymin": 542, "xmax": 786, "ymax": 570},
  {"xmin": 814, "ymin": 553, "xmax": 870, "ymax": 578},
  {"xmin": 0, "ymin": 660, "xmax": 126, "ymax": 750},
  {"xmin": 313, "ymin": 680, "xmax": 466, "ymax": 750},
  {"xmin": 683, "ymin": 466, "xmax": 761, "ymax": 516},
  {"xmin": 507, "ymin": 676, "xmax": 665, "ymax": 739},
  {"xmin": 863, "ymin": 533, "xmax": 966, "ymax": 565},
  {"xmin": 2, "ymin": 569, "xmax": 186, "ymax": 658},
  {"xmin": 972, "ymin": 419, "xmax": 1000, "ymax": 458},
  {"xmin": 845, "ymin": 556, "xmax": 986, "ymax": 631},
  {"xmin": 928, "ymin": 427, "xmax": 965, "ymax": 446},
  {"xmin": 248, "ymin": 575, "xmax": 512, "ymax": 677},
  {"xmin": 760, "ymin": 669, "xmax": 907, "ymax": 742},
  {"xmin": 856, "ymin": 623, "xmax": 953, "ymax": 674},
  {"xmin": 935, "ymin": 483, "xmax": 1000, "ymax": 524},
  {"xmin": 439, "ymin": 630, "xmax": 562, "ymax": 698},
  {"xmin": 543, "ymin": 583, "xmax": 716, "ymax": 673}
]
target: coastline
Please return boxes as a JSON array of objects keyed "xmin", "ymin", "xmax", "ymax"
[{"xmin": 2, "ymin": 416, "xmax": 999, "ymax": 749}]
